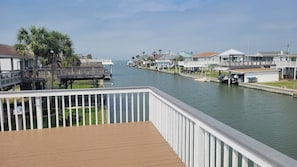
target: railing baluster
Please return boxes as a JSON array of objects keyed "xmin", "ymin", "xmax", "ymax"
[
  {"xmin": 205, "ymin": 132, "xmax": 210, "ymax": 167},
  {"xmin": 69, "ymin": 95, "xmax": 72, "ymax": 127},
  {"xmin": 119, "ymin": 93, "xmax": 122, "ymax": 123},
  {"xmin": 137, "ymin": 92, "xmax": 140, "ymax": 122},
  {"xmin": 82, "ymin": 95, "xmax": 85, "ymax": 126},
  {"xmin": 182, "ymin": 116, "xmax": 186, "ymax": 163},
  {"xmin": 224, "ymin": 144, "xmax": 229, "ymax": 167},
  {"xmin": 189, "ymin": 121, "xmax": 194, "ymax": 167},
  {"xmin": 35, "ymin": 97, "xmax": 43, "ymax": 129},
  {"xmin": 75, "ymin": 95, "xmax": 79, "ymax": 126},
  {"xmin": 55, "ymin": 96, "xmax": 59, "ymax": 128},
  {"xmin": 88, "ymin": 94, "xmax": 91, "ymax": 125},
  {"xmin": 13, "ymin": 98, "xmax": 18, "ymax": 131},
  {"xmin": 185, "ymin": 119, "xmax": 190, "ymax": 166},
  {"xmin": 131, "ymin": 93, "xmax": 134, "ymax": 122},
  {"xmin": 210, "ymin": 134, "xmax": 215, "ymax": 167},
  {"xmin": 95, "ymin": 94, "xmax": 98, "ymax": 125},
  {"xmin": 242, "ymin": 156, "xmax": 248, "ymax": 167},
  {"xmin": 232, "ymin": 149, "xmax": 238, "ymax": 167},
  {"xmin": 0, "ymin": 99, "xmax": 4, "ymax": 132},
  {"xmin": 143, "ymin": 92, "xmax": 145, "ymax": 121},
  {"xmin": 178, "ymin": 112, "xmax": 182, "ymax": 157},
  {"xmin": 29, "ymin": 97, "xmax": 33, "ymax": 130},
  {"xmin": 62, "ymin": 95, "xmax": 65, "ymax": 127},
  {"xmin": 125, "ymin": 93, "xmax": 128, "ymax": 123},
  {"xmin": 101, "ymin": 94, "xmax": 104, "ymax": 124},
  {"xmin": 47, "ymin": 96, "xmax": 51, "ymax": 128},
  {"xmin": 21, "ymin": 98, "xmax": 26, "ymax": 130},
  {"xmin": 216, "ymin": 139, "xmax": 222, "ymax": 167},
  {"xmin": 113, "ymin": 94, "xmax": 116, "ymax": 123},
  {"xmin": 107, "ymin": 94, "xmax": 110, "ymax": 124},
  {"xmin": 6, "ymin": 99, "xmax": 11, "ymax": 131}
]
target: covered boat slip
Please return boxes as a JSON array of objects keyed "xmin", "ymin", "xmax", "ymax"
[{"xmin": 0, "ymin": 122, "xmax": 184, "ymax": 167}]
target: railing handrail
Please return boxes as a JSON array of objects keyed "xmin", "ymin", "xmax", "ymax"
[
  {"xmin": 148, "ymin": 86, "xmax": 297, "ymax": 166},
  {"xmin": 0, "ymin": 86, "xmax": 150, "ymax": 97}
]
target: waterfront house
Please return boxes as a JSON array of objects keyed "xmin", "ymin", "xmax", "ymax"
[
  {"xmin": 245, "ymin": 51, "xmax": 297, "ymax": 80},
  {"xmin": 155, "ymin": 53, "xmax": 178, "ymax": 70},
  {"xmin": 275, "ymin": 53, "xmax": 297, "ymax": 80},
  {"xmin": 229, "ymin": 68, "xmax": 279, "ymax": 83},
  {"xmin": 0, "ymin": 44, "xmax": 34, "ymax": 90},
  {"xmin": 80, "ymin": 57, "xmax": 114, "ymax": 79},
  {"xmin": 217, "ymin": 49, "xmax": 245, "ymax": 66}
]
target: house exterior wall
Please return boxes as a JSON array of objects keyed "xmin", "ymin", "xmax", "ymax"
[
  {"xmin": 244, "ymin": 71, "xmax": 279, "ymax": 83},
  {"xmin": 0, "ymin": 58, "xmax": 21, "ymax": 71}
]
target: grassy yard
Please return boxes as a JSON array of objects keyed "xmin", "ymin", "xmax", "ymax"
[
  {"xmin": 4, "ymin": 107, "xmax": 106, "ymax": 131},
  {"xmin": 53, "ymin": 80, "xmax": 99, "ymax": 89},
  {"xmin": 259, "ymin": 80, "xmax": 297, "ymax": 90}
]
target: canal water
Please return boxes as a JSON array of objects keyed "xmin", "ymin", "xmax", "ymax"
[{"xmin": 107, "ymin": 61, "xmax": 297, "ymax": 160}]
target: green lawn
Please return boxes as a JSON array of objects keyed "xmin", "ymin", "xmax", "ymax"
[
  {"xmin": 4, "ymin": 107, "xmax": 106, "ymax": 131},
  {"xmin": 54, "ymin": 80, "xmax": 99, "ymax": 89},
  {"xmin": 260, "ymin": 80, "xmax": 297, "ymax": 90}
]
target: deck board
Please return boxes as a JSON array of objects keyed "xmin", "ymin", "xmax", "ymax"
[{"xmin": 0, "ymin": 122, "xmax": 184, "ymax": 167}]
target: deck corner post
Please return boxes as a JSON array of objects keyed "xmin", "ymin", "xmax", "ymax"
[
  {"xmin": 35, "ymin": 97, "xmax": 43, "ymax": 129},
  {"xmin": 0, "ymin": 99, "xmax": 4, "ymax": 131},
  {"xmin": 196, "ymin": 124, "xmax": 205, "ymax": 167}
]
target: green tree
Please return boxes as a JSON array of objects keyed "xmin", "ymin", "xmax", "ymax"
[
  {"xmin": 47, "ymin": 31, "xmax": 73, "ymax": 89},
  {"xmin": 86, "ymin": 54, "xmax": 92, "ymax": 59},
  {"xmin": 15, "ymin": 26, "xmax": 48, "ymax": 90},
  {"xmin": 158, "ymin": 49, "xmax": 162, "ymax": 54},
  {"xmin": 15, "ymin": 26, "xmax": 74, "ymax": 89},
  {"xmin": 61, "ymin": 54, "xmax": 81, "ymax": 67}
]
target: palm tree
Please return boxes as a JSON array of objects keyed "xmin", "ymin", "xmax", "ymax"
[
  {"xmin": 14, "ymin": 43, "xmax": 28, "ymax": 73},
  {"xmin": 158, "ymin": 49, "xmax": 162, "ymax": 54},
  {"xmin": 15, "ymin": 26, "xmax": 48, "ymax": 90},
  {"xmin": 47, "ymin": 31, "xmax": 73, "ymax": 89},
  {"xmin": 16, "ymin": 26, "xmax": 73, "ymax": 89},
  {"xmin": 61, "ymin": 54, "xmax": 81, "ymax": 67}
]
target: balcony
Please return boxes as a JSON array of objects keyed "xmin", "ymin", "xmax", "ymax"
[
  {"xmin": 0, "ymin": 70, "xmax": 22, "ymax": 90},
  {"xmin": 0, "ymin": 87, "xmax": 297, "ymax": 166}
]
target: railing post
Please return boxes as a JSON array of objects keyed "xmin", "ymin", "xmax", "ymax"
[
  {"xmin": 194, "ymin": 124, "xmax": 205, "ymax": 167},
  {"xmin": 35, "ymin": 97, "xmax": 43, "ymax": 129},
  {"xmin": 0, "ymin": 99, "xmax": 4, "ymax": 132}
]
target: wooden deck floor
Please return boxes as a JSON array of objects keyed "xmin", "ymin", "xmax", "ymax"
[{"xmin": 0, "ymin": 122, "xmax": 184, "ymax": 167}]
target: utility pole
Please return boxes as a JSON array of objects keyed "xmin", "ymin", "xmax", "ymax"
[{"xmin": 286, "ymin": 44, "xmax": 290, "ymax": 54}]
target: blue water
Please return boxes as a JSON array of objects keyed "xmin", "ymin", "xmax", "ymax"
[{"xmin": 107, "ymin": 61, "xmax": 297, "ymax": 160}]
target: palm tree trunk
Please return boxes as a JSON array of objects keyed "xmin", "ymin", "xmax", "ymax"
[{"xmin": 32, "ymin": 55, "xmax": 38, "ymax": 90}]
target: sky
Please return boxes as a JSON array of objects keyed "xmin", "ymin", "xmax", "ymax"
[{"xmin": 1, "ymin": 0, "xmax": 297, "ymax": 60}]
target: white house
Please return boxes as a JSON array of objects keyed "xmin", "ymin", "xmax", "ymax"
[
  {"xmin": 230, "ymin": 68, "xmax": 279, "ymax": 83},
  {"xmin": 217, "ymin": 49, "xmax": 245, "ymax": 66}
]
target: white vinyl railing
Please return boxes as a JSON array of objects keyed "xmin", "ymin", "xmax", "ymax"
[{"xmin": 1, "ymin": 87, "xmax": 297, "ymax": 167}]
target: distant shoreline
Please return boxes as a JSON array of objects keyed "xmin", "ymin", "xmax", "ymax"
[{"xmin": 134, "ymin": 66, "xmax": 297, "ymax": 98}]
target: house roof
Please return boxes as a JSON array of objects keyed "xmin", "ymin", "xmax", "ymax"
[
  {"xmin": 0, "ymin": 44, "xmax": 33, "ymax": 58},
  {"xmin": 257, "ymin": 51, "xmax": 282, "ymax": 56},
  {"xmin": 218, "ymin": 49, "xmax": 245, "ymax": 58},
  {"xmin": 178, "ymin": 51, "xmax": 193, "ymax": 57},
  {"xmin": 193, "ymin": 52, "xmax": 218, "ymax": 58},
  {"xmin": 158, "ymin": 54, "xmax": 178, "ymax": 60},
  {"xmin": 0, "ymin": 44, "xmax": 18, "ymax": 57}
]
